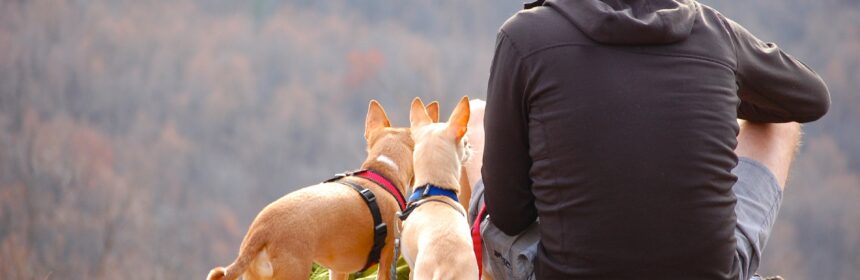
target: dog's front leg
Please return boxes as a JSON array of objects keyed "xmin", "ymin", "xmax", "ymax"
[{"xmin": 376, "ymin": 246, "xmax": 394, "ymax": 280}]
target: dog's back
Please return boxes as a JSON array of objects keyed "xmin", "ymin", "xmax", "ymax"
[
  {"xmin": 208, "ymin": 182, "xmax": 385, "ymax": 280},
  {"xmin": 401, "ymin": 202, "xmax": 475, "ymax": 279}
]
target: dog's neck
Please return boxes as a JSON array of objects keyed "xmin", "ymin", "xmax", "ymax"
[
  {"xmin": 412, "ymin": 164, "xmax": 461, "ymax": 194},
  {"xmin": 360, "ymin": 143, "xmax": 412, "ymax": 194},
  {"xmin": 411, "ymin": 132, "xmax": 462, "ymax": 194}
]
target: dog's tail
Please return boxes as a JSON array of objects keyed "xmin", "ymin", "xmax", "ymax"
[
  {"xmin": 206, "ymin": 267, "xmax": 230, "ymax": 280},
  {"xmin": 207, "ymin": 233, "xmax": 269, "ymax": 280}
]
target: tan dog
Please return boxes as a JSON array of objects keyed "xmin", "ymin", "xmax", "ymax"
[
  {"xmin": 207, "ymin": 100, "xmax": 413, "ymax": 280},
  {"xmin": 399, "ymin": 96, "xmax": 479, "ymax": 279},
  {"xmin": 424, "ymin": 101, "xmax": 472, "ymax": 215}
]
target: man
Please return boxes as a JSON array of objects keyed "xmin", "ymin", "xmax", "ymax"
[{"xmin": 481, "ymin": 0, "xmax": 830, "ymax": 279}]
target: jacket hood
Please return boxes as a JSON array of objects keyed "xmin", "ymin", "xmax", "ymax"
[{"xmin": 544, "ymin": 0, "xmax": 699, "ymax": 45}]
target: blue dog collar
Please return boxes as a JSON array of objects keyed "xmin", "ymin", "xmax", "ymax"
[{"xmin": 409, "ymin": 184, "xmax": 459, "ymax": 203}]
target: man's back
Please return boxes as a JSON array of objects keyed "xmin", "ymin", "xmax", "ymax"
[{"xmin": 482, "ymin": 0, "xmax": 829, "ymax": 279}]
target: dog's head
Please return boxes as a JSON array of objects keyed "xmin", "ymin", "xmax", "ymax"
[
  {"xmin": 408, "ymin": 96, "xmax": 471, "ymax": 191},
  {"xmin": 363, "ymin": 100, "xmax": 415, "ymax": 191},
  {"xmin": 425, "ymin": 100, "xmax": 440, "ymax": 123}
]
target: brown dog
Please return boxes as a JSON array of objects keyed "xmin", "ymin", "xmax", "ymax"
[
  {"xmin": 399, "ymin": 96, "xmax": 479, "ymax": 279},
  {"xmin": 207, "ymin": 100, "xmax": 413, "ymax": 280}
]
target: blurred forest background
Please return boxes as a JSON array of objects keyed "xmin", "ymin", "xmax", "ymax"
[{"xmin": 0, "ymin": 0, "xmax": 857, "ymax": 279}]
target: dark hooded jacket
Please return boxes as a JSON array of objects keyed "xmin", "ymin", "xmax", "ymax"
[{"xmin": 482, "ymin": 0, "xmax": 829, "ymax": 279}]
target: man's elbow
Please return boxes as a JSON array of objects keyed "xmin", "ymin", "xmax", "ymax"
[
  {"xmin": 796, "ymin": 79, "xmax": 831, "ymax": 123},
  {"xmin": 801, "ymin": 97, "xmax": 829, "ymax": 123}
]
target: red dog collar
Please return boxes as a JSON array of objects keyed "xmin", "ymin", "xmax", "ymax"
[{"xmin": 355, "ymin": 170, "xmax": 407, "ymax": 211}]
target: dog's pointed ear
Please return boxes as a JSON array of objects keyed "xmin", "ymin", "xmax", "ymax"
[
  {"xmin": 365, "ymin": 100, "xmax": 391, "ymax": 139},
  {"xmin": 447, "ymin": 96, "xmax": 470, "ymax": 140},
  {"xmin": 410, "ymin": 97, "xmax": 431, "ymax": 129},
  {"xmin": 426, "ymin": 101, "xmax": 440, "ymax": 123}
]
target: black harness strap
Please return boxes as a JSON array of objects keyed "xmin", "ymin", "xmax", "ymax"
[
  {"xmin": 398, "ymin": 197, "xmax": 465, "ymax": 221},
  {"xmin": 324, "ymin": 174, "xmax": 387, "ymax": 272}
]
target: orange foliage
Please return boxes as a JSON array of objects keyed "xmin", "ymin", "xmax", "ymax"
[
  {"xmin": 0, "ymin": 1, "xmax": 857, "ymax": 279},
  {"xmin": 344, "ymin": 49, "xmax": 386, "ymax": 87}
]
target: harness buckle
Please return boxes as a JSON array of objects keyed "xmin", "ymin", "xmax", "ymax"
[
  {"xmin": 374, "ymin": 222, "xmax": 388, "ymax": 238},
  {"xmin": 323, "ymin": 169, "xmax": 367, "ymax": 183},
  {"xmin": 360, "ymin": 188, "xmax": 376, "ymax": 203}
]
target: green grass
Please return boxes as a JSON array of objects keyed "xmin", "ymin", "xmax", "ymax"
[{"xmin": 309, "ymin": 257, "xmax": 410, "ymax": 280}]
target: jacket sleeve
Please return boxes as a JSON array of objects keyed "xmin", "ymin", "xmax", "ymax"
[
  {"xmin": 726, "ymin": 18, "xmax": 830, "ymax": 123},
  {"xmin": 482, "ymin": 31, "xmax": 537, "ymax": 235}
]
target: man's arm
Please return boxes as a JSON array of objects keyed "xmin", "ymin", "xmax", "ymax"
[
  {"xmin": 726, "ymin": 18, "xmax": 831, "ymax": 123},
  {"xmin": 483, "ymin": 31, "xmax": 537, "ymax": 235}
]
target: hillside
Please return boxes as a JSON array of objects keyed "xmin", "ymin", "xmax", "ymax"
[{"xmin": 0, "ymin": 0, "xmax": 857, "ymax": 279}]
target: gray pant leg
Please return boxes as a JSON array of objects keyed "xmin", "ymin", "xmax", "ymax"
[
  {"xmin": 733, "ymin": 157, "xmax": 784, "ymax": 280},
  {"xmin": 469, "ymin": 179, "xmax": 486, "ymax": 225}
]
